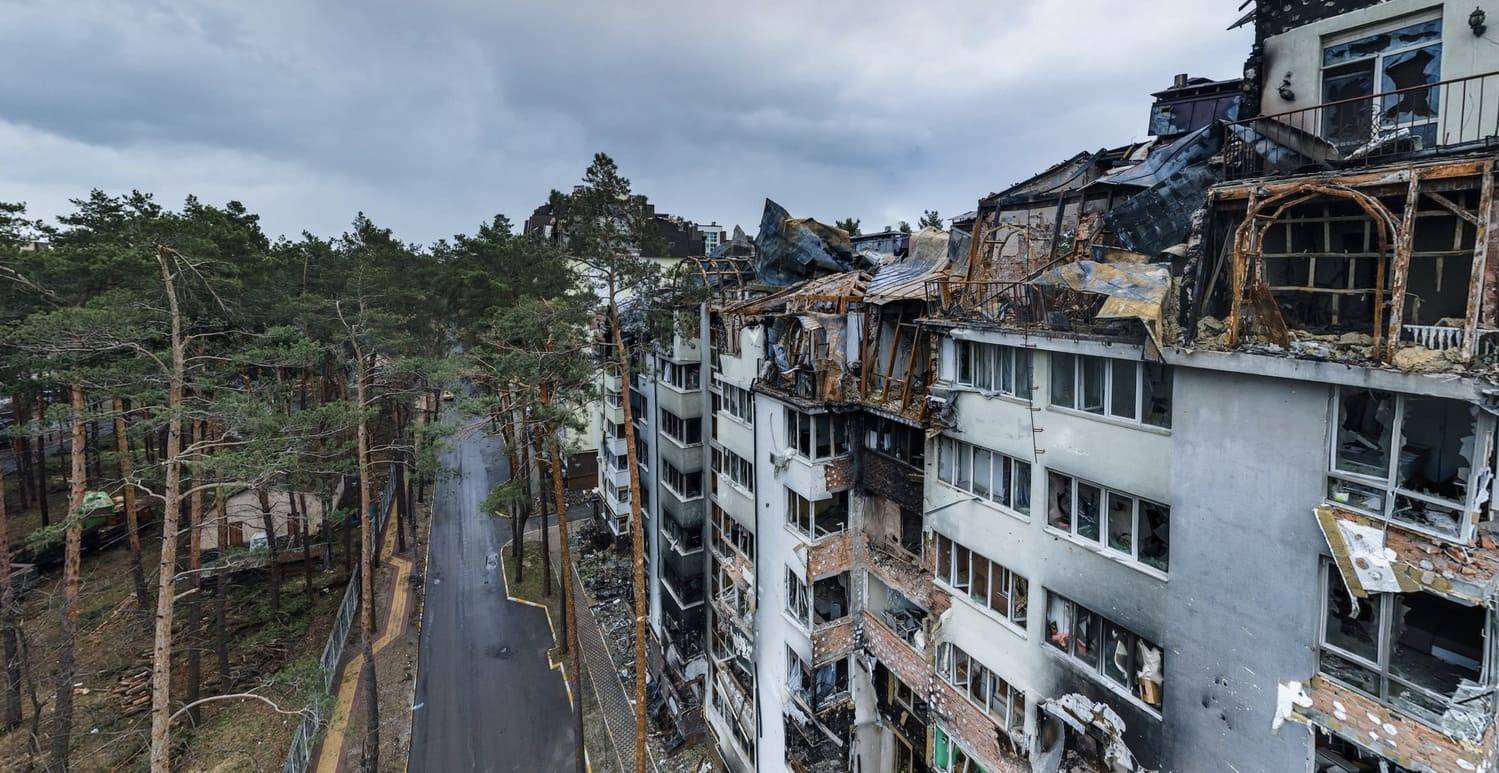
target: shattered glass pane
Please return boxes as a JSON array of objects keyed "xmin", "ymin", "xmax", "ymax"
[
  {"xmin": 1379, "ymin": 44, "xmax": 1441, "ymax": 129},
  {"xmin": 1335, "ymin": 388, "xmax": 1394, "ymax": 478},
  {"xmin": 1327, "ymin": 476, "xmax": 1386, "ymax": 514},
  {"xmin": 1047, "ymin": 473, "xmax": 1072, "ymax": 531},
  {"xmin": 1392, "ymin": 494, "xmax": 1462, "ymax": 538},
  {"xmin": 1139, "ymin": 501, "xmax": 1170, "ymax": 573},
  {"xmin": 1397, "ymin": 396, "xmax": 1475, "ymax": 508},
  {"xmin": 1389, "ymin": 681, "xmax": 1449, "ymax": 724},
  {"xmin": 1322, "ymin": 61, "xmax": 1376, "ymax": 147},
  {"xmin": 1104, "ymin": 622, "xmax": 1133, "ymax": 687},
  {"xmin": 1143, "ymin": 363, "xmax": 1172, "ymax": 428},
  {"xmin": 1073, "ymin": 607, "xmax": 1101, "ymax": 669},
  {"xmin": 1012, "ymin": 575, "xmax": 1028, "ymax": 626},
  {"xmin": 1077, "ymin": 482, "xmax": 1102, "ymax": 541},
  {"xmin": 1390, "ymin": 592, "xmax": 1483, "ymax": 700},
  {"xmin": 1320, "ymin": 650, "xmax": 1380, "ymax": 696},
  {"xmin": 994, "ymin": 456, "xmax": 1011, "ymax": 508},
  {"xmin": 1324, "ymin": 574, "xmax": 1378, "ymax": 662},
  {"xmin": 1046, "ymin": 594, "xmax": 1072, "ymax": 652},
  {"xmin": 1107, "ymin": 491, "xmax": 1134, "ymax": 554},
  {"xmin": 1322, "ymin": 19, "xmax": 1442, "ymax": 67},
  {"xmin": 939, "ymin": 437, "xmax": 955, "ymax": 484}
]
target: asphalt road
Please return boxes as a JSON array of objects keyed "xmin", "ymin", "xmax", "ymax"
[{"xmin": 409, "ymin": 420, "xmax": 577, "ymax": 772}]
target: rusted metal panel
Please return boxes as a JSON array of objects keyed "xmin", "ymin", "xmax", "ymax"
[
  {"xmin": 1462, "ymin": 163, "xmax": 1495, "ymax": 360},
  {"xmin": 1213, "ymin": 158, "xmax": 1490, "ymax": 201}
]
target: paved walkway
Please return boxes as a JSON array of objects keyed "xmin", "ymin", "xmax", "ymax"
[{"xmin": 315, "ymin": 508, "xmax": 416, "ymax": 772}]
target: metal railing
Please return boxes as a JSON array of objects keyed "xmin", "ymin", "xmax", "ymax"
[
  {"xmin": 1224, "ymin": 71, "xmax": 1499, "ymax": 180},
  {"xmin": 282, "ymin": 472, "xmax": 397, "ymax": 773},
  {"xmin": 923, "ymin": 277, "xmax": 1052, "ymax": 327}
]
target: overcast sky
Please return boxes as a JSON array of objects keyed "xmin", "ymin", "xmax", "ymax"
[{"xmin": 0, "ymin": 0, "xmax": 1253, "ymax": 244}]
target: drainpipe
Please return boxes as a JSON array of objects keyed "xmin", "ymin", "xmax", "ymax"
[{"xmin": 751, "ymin": 360, "xmax": 762, "ymax": 773}]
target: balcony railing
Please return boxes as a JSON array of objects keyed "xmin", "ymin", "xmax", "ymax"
[{"xmin": 1224, "ymin": 71, "xmax": 1499, "ymax": 181}]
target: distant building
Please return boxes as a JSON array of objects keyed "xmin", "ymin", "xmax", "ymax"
[{"xmin": 699, "ymin": 222, "xmax": 727, "ymax": 255}]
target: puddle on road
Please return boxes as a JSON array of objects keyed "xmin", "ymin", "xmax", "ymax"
[{"xmin": 485, "ymin": 552, "xmax": 498, "ymax": 571}]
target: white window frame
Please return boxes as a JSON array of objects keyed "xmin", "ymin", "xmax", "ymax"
[
  {"xmin": 1045, "ymin": 470, "xmax": 1170, "ymax": 575},
  {"xmin": 936, "ymin": 436, "xmax": 1032, "ymax": 518},
  {"xmin": 1049, "ymin": 353, "xmax": 1172, "ymax": 429},
  {"xmin": 1327, "ymin": 386, "xmax": 1493, "ymax": 542},
  {"xmin": 955, "ymin": 340, "xmax": 1033, "ymax": 400},
  {"xmin": 1319, "ymin": 12, "xmax": 1443, "ymax": 140},
  {"xmin": 785, "ymin": 569, "xmax": 810, "ymax": 629}
]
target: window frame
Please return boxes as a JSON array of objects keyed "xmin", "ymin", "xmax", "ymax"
[
  {"xmin": 1045, "ymin": 470, "xmax": 1169, "ymax": 575},
  {"xmin": 785, "ymin": 406, "xmax": 849, "ymax": 461},
  {"xmin": 936, "ymin": 435, "xmax": 1032, "ymax": 518},
  {"xmin": 1049, "ymin": 352, "xmax": 1171, "ymax": 429},
  {"xmin": 934, "ymin": 533, "xmax": 1029, "ymax": 630},
  {"xmin": 1044, "ymin": 591, "xmax": 1164, "ymax": 712},
  {"xmin": 954, "ymin": 340, "xmax": 1033, "ymax": 400},
  {"xmin": 1317, "ymin": 562, "xmax": 1490, "ymax": 720},
  {"xmin": 785, "ymin": 569, "xmax": 811, "ymax": 629},
  {"xmin": 1327, "ymin": 386, "xmax": 1493, "ymax": 542},
  {"xmin": 936, "ymin": 642, "xmax": 1026, "ymax": 740},
  {"xmin": 1319, "ymin": 12, "xmax": 1443, "ymax": 144}
]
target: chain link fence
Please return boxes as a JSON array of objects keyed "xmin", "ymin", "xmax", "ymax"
[{"xmin": 282, "ymin": 473, "xmax": 397, "ymax": 773}]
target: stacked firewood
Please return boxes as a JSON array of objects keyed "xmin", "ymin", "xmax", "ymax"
[{"xmin": 113, "ymin": 667, "xmax": 152, "ymax": 715}]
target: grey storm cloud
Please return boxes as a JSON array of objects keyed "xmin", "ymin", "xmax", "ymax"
[{"xmin": 0, "ymin": 0, "xmax": 1252, "ymax": 243}]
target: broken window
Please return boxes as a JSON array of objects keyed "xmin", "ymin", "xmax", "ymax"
[
  {"xmin": 936, "ymin": 642, "xmax": 1026, "ymax": 740},
  {"xmin": 786, "ymin": 645, "xmax": 812, "ymax": 704},
  {"xmin": 956, "ymin": 340, "xmax": 1033, "ymax": 399},
  {"xmin": 1319, "ymin": 564, "xmax": 1488, "ymax": 725},
  {"xmin": 786, "ymin": 407, "xmax": 848, "ymax": 461},
  {"xmin": 1047, "ymin": 471, "xmax": 1171, "ymax": 574},
  {"xmin": 899, "ymin": 507, "xmax": 922, "ymax": 555},
  {"xmin": 786, "ymin": 569, "xmax": 810, "ymax": 628},
  {"xmin": 813, "ymin": 657, "xmax": 849, "ymax": 704},
  {"xmin": 661, "ymin": 361, "xmax": 702, "ymax": 391},
  {"xmin": 866, "ymin": 416, "xmax": 925, "ymax": 467},
  {"xmin": 1327, "ymin": 386, "xmax": 1492, "ymax": 540},
  {"xmin": 659, "ymin": 409, "xmax": 702, "ymax": 446},
  {"xmin": 661, "ymin": 461, "xmax": 702, "ymax": 500},
  {"xmin": 720, "ymin": 383, "xmax": 754, "ymax": 424},
  {"xmin": 1047, "ymin": 592, "xmax": 1164, "ymax": 709},
  {"xmin": 1320, "ymin": 16, "xmax": 1442, "ymax": 150},
  {"xmin": 933, "ymin": 727, "xmax": 989, "ymax": 773},
  {"xmin": 938, "ymin": 435, "xmax": 1032, "ymax": 516},
  {"xmin": 1050, "ymin": 353, "xmax": 1172, "ymax": 428},
  {"xmin": 812, "ymin": 573, "xmax": 850, "ymax": 625},
  {"xmin": 935, "ymin": 533, "xmax": 1029, "ymax": 626},
  {"xmin": 785, "ymin": 490, "xmax": 847, "ymax": 540}
]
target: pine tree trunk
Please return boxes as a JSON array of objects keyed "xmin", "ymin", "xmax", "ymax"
[
  {"xmin": 355, "ymin": 353, "xmax": 381, "ymax": 772},
  {"xmin": 255, "ymin": 488, "xmax": 282, "ymax": 616},
  {"xmin": 529, "ymin": 428, "xmax": 551, "ymax": 599},
  {"xmin": 292, "ymin": 494, "xmax": 313, "ymax": 600},
  {"xmin": 113, "ymin": 398, "xmax": 150, "ymax": 618},
  {"xmin": 544, "ymin": 403, "xmax": 585, "ymax": 773},
  {"xmin": 215, "ymin": 487, "xmax": 230, "ymax": 688},
  {"xmin": 149, "ymin": 249, "xmax": 187, "ymax": 773},
  {"xmin": 607, "ymin": 286, "xmax": 650, "ymax": 773},
  {"xmin": 507, "ymin": 403, "xmax": 528, "ymax": 577},
  {"xmin": 184, "ymin": 422, "xmax": 204, "ymax": 726},
  {"xmin": 0, "ymin": 441, "xmax": 22, "ymax": 729},
  {"xmin": 49, "ymin": 384, "xmax": 87, "ymax": 771},
  {"xmin": 34, "ymin": 397, "xmax": 48, "ymax": 528}
]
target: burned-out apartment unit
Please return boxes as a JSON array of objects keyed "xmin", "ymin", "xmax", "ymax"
[{"xmin": 594, "ymin": 2, "xmax": 1499, "ymax": 771}]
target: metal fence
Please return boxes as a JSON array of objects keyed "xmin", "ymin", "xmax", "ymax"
[{"xmin": 282, "ymin": 473, "xmax": 398, "ymax": 773}]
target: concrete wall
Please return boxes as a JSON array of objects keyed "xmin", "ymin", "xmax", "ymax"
[
  {"xmin": 1161, "ymin": 366, "xmax": 1328, "ymax": 772},
  {"xmin": 928, "ymin": 332, "xmax": 1175, "ymax": 768},
  {"xmin": 754, "ymin": 390, "xmax": 806, "ymax": 769},
  {"xmin": 1260, "ymin": 0, "xmax": 1499, "ymax": 142}
]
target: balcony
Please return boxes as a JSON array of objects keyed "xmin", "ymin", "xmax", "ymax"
[
  {"xmin": 1225, "ymin": 71, "xmax": 1499, "ymax": 182},
  {"xmin": 924, "ymin": 275, "xmax": 1156, "ymax": 342}
]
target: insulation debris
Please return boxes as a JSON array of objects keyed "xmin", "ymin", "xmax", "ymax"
[{"xmin": 1032, "ymin": 260, "xmax": 1172, "ymax": 345}]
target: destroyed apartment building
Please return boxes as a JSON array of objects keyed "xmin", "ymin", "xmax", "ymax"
[{"xmin": 590, "ymin": 2, "xmax": 1499, "ymax": 771}]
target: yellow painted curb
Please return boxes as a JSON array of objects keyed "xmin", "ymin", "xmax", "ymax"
[
  {"xmin": 316, "ymin": 517, "xmax": 415, "ymax": 773},
  {"xmin": 500, "ymin": 538, "xmax": 575, "ymax": 709}
]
